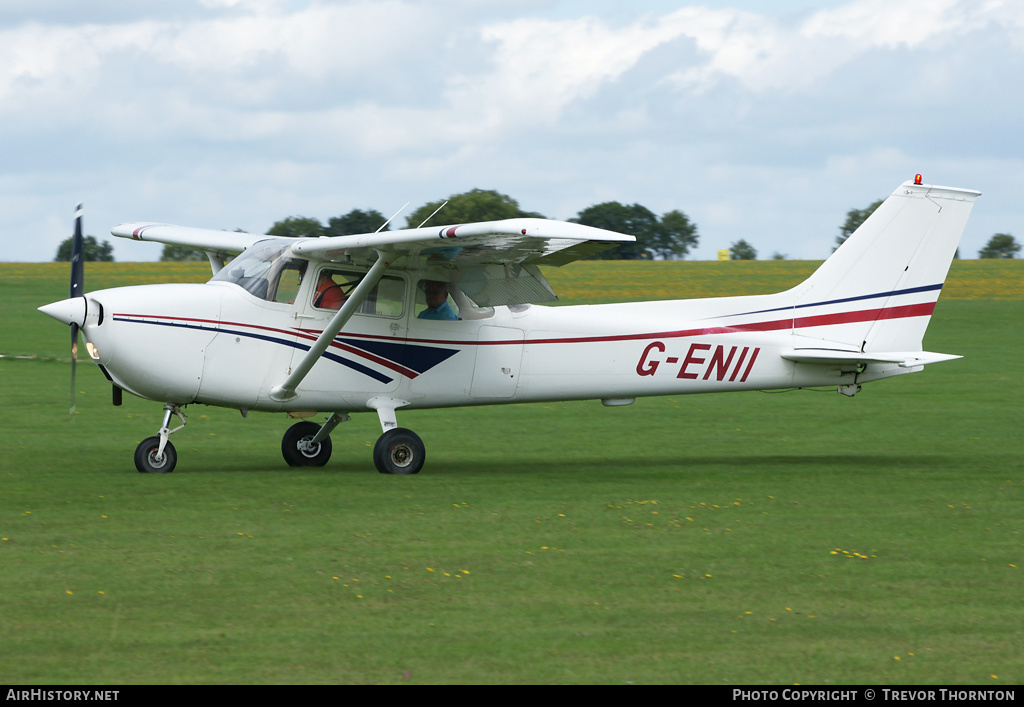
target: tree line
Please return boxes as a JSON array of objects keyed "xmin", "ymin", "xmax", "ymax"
[
  {"xmin": 257, "ymin": 189, "xmax": 700, "ymax": 262},
  {"xmin": 55, "ymin": 187, "xmax": 1019, "ymax": 262}
]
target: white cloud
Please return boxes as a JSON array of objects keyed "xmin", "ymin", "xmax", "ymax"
[
  {"xmin": 1, "ymin": 0, "xmax": 1022, "ymax": 263},
  {"xmin": 803, "ymin": 0, "xmax": 979, "ymax": 48},
  {"xmin": 468, "ymin": 16, "xmax": 682, "ymax": 123}
]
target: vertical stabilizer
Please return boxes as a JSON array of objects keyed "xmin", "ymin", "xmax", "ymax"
[{"xmin": 786, "ymin": 179, "xmax": 979, "ymax": 352}]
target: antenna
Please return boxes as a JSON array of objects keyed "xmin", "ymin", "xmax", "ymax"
[
  {"xmin": 376, "ymin": 202, "xmax": 409, "ymax": 233},
  {"xmin": 417, "ymin": 200, "xmax": 448, "ymax": 229}
]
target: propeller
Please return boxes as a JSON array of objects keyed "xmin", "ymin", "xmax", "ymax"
[{"xmin": 69, "ymin": 204, "xmax": 85, "ymax": 416}]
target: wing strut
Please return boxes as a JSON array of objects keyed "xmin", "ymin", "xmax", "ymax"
[{"xmin": 269, "ymin": 252, "xmax": 391, "ymax": 402}]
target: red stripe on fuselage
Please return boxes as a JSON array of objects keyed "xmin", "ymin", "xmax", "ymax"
[
  {"xmin": 115, "ymin": 301, "xmax": 935, "ymax": 354},
  {"xmin": 391, "ymin": 301, "xmax": 938, "ymax": 347}
]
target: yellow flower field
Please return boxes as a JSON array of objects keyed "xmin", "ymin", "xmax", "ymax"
[{"xmin": 544, "ymin": 259, "xmax": 1024, "ymax": 304}]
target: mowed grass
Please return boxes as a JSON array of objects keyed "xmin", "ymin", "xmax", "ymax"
[{"xmin": 1, "ymin": 260, "xmax": 1022, "ymax": 684}]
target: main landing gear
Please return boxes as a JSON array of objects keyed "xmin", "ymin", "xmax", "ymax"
[
  {"xmin": 280, "ymin": 405, "xmax": 426, "ymax": 475},
  {"xmin": 281, "ymin": 413, "xmax": 348, "ymax": 467},
  {"xmin": 373, "ymin": 428, "xmax": 425, "ymax": 475},
  {"xmin": 367, "ymin": 401, "xmax": 424, "ymax": 475}
]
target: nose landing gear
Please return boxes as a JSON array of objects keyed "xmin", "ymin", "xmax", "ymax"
[{"xmin": 135, "ymin": 404, "xmax": 186, "ymax": 473}]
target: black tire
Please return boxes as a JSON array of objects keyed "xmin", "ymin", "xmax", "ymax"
[
  {"xmin": 373, "ymin": 428, "xmax": 425, "ymax": 475},
  {"xmin": 282, "ymin": 421, "xmax": 332, "ymax": 467},
  {"xmin": 135, "ymin": 436, "xmax": 177, "ymax": 474}
]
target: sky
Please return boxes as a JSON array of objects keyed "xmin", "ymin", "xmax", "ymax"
[{"xmin": 2, "ymin": 0, "xmax": 1022, "ymax": 263}]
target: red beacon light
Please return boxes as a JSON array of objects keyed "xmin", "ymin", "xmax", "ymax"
[{"xmin": 914, "ymin": 174, "xmax": 923, "ymax": 185}]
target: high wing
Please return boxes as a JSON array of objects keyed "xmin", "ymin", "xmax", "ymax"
[
  {"xmin": 112, "ymin": 222, "xmax": 273, "ymax": 275},
  {"xmin": 112, "ymin": 223, "xmax": 270, "ymax": 255},
  {"xmin": 291, "ymin": 218, "xmax": 634, "ymax": 306},
  {"xmin": 113, "ymin": 218, "xmax": 633, "ymax": 265},
  {"xmin": 113, "ymin": 217, "xmax": 635, "ymax": 307},
  {"xmin": 290, "ymin": 218, "xmax": 633, "ymax": 266}
]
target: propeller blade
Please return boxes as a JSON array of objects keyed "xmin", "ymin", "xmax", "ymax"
[
  {"xmin": 70, "ymin": 322, "xmax": 79, "ymax": 417},
  {"xmin": 69, "ymin": 204, "xmax": 84, "ymax": 418},
  {"xmin": 70, "ymin": 204, "xmax": 84, "ymax": 299}
]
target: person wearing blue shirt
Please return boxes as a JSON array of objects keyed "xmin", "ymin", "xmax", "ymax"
[{"xmin": 418, "ymin": 280, "xmax": 459, "ymax": 321}]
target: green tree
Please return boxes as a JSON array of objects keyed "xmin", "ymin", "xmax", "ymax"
[
  {"xmin": 978, "ymin": 233, "xmax": 1020, "ymax": 259},
  {"xmin": 160, "ymin": 244, "xmax": 207, "ymax": 262},
  {"xmin": 572, "ymin": 202, "xmax": 659, "ymax": 260},
  {"xmin": 835, "ymin": 199, "xmax": 883, "ymax": 251},
  {"xmin": 405, "ymin": 189, "xmax": 543, "ymax": 229},
  {"xmin": 268, "ymin": 216, "xmax": 325, "ymax": 238},
  {"xmin": 571, "ymin": 203, "xmax": 699, "ymax": 260},
  {"xmin": 326, "ymin": 209, "xmax": 391, "ymax": 237},
  {"xmin": 730, "ymin": 239, "xmax": 757, "ymax": 260},
  {"xmin": 54, "ymin": 235, "xmax": 115, "ymax": 262},
  {"xmin": 656, "ymin": 209, "xmax": 699, "ymax": 260}
]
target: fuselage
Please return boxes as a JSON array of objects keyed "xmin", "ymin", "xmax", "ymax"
[{"xmin": 74, "ymin": 265, "xmax": 888, "ymax": 416}]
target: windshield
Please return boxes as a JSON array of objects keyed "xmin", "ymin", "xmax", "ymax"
[{"xmin": 210, "ymin": 240, "xmax": 306, "ymax": 302}]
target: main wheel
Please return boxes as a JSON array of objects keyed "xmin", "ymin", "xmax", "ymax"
[
  {"xmin": 135, "ymin": 436, "xmax": 177, "ymax": 474},
  {"xmin": 373, "ymin": 428, "xmax": 425, "ymax": 475},
  {"xmin": 282, "ymin": 421, "xmax": 332, "ymax": 467}
]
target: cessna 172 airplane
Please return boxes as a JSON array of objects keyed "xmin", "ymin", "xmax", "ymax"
[{"xmin": 39, "ymin": 176, "xmax": 979, "ymax": 475}]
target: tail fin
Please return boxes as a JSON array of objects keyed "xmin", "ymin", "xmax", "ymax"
[{"xmin": 786, "ymin": 179, "xmax": 979, "ymax": 353}]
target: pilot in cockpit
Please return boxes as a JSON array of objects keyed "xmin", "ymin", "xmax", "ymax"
[{"xmin": 417, "ymin": 280, "xmax": 459, "ymax": 321}]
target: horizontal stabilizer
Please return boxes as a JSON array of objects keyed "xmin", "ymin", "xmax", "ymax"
[{"xmin": 781, "ymin": 348, "xmax": 961, "ymax": 368}]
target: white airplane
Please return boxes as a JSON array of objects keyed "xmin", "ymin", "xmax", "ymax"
[{"xmin": 40, "ymin": 176, "xmax": 979, "ymax": 475}]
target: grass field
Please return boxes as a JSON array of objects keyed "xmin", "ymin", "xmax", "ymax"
[{"xmin": 1, "ymin": 260, "xmax": 1022, "ymax": 684}]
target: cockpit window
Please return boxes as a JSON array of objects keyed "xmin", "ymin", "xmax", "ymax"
[
  {"xmin": 210, "ymin": 241, "xmax": 307, "ymax": 303},
  {"xmin": 313, "ymin": 267, "xmax": 405, "ymax": 317}
]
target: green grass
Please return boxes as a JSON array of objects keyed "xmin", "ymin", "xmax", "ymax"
[{"xmin": 1, "ymin": 262, "xmax": 1022, "ymax": 684}]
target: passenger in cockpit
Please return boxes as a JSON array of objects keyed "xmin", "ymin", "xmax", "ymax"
[{"xmin": 314, "ymin": 271, "xmax": 345, "ymax": 310}]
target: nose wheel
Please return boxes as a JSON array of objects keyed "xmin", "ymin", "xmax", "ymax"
[
  {"xmin": 135, "ymin": 404, "xmax": 185, "ymax": 473},
  {"xmin": 135, "ymin": 437, "xmax": 177, "ymax": 474}
]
